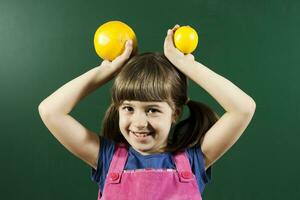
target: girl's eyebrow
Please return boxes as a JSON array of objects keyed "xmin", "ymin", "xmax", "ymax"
[{"xmin": 122, "ymin": 102, "xmax": 162, "ymax": 108}]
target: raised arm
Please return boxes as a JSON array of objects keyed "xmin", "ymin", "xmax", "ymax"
[
  {"xmin": 38, "ymin": 40, "xmax": 133, "ymax": 169},
  {"xmin": 179, "ymin": 61, "xmax": 255, "ymax": 170},
  {"xmin": 164, "ymin": 25, "xmax": 256, "ymax": 170}
]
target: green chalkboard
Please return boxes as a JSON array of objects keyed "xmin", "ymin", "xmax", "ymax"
[{"xmin": 1, "ymin": 0, "xmax": 299, "ymax": 199}]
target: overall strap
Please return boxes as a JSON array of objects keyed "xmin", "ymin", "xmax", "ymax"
[
  {"xmin": 106, "ymin": 143, "xmax": 128, "ymax": 184},
  {"xmin": 173, "ymin": 149, "xmax": 195, "ymax": 183}
]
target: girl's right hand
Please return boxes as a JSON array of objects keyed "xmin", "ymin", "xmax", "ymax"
[{"xmin": 100, "ymin": 39, "xmax": 134, "ymax": 79}]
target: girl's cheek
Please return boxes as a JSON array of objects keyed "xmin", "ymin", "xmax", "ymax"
[{"xmin": 120, "ymin": 117, "xmax": 131, "ymax": 128}]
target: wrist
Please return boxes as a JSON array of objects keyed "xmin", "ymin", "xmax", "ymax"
[
  {"xmin": 92, "ymin": 65, "xmax": 115, "ymax": 86},
  {"xmin": 175, "ymin": 58, "xmax": 196, "ymax": 69}
]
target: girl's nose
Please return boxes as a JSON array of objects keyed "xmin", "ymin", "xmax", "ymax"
[{"xmin": 132, "ymin": 112, "xmax": 148, "ymax": 128}]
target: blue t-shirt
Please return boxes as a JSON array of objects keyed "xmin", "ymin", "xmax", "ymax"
[{"xmin": 90, "ymin": 135, "xmax": 212, "ymax": 194}]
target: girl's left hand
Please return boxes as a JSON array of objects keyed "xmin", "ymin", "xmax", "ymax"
[{"xmin": 164, "ymin": 24, "xmax": 195, "ymax": 66}]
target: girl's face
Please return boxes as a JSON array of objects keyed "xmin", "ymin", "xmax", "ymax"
[{"xmin": 118, "ymin": 100, "xmax": 175, "ymax": 155}]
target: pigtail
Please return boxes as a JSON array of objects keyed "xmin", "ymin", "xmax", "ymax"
[
  {"xmin": 167, "ymin": 100, "xmax": 220, "ymax": 152},
  {"xmin": 100, "ymin": 103, "xmax": 127, "ymax": 145}
]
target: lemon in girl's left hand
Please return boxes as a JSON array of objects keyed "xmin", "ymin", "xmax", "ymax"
[{"xmin": 173, "ymin": 26, "xmax": 198, "ymax": 54}]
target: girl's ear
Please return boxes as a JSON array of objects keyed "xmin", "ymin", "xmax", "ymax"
[
  {"xmin": 172, "ymin": 107, "xmax": 182, "ymax": 123},
  {"xmin": 172, "ymin": 117, "xmax": 177, "ymax": 123}
]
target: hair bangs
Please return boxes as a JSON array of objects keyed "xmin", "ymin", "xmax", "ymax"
[{"xmin": 111, "ymin": 55, "xmax": 172, "ymax": 106}]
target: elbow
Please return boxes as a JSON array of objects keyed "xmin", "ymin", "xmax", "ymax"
[
  {"xmin": 243, "ymin": 98, "xmax": 256, "ymax": 115},
  {"xmin": 233, "ymin": 98, "xmax": 256, "ymax": 116},
  {"xmin": 249, "ymin": 98, "xmax": 256, "ymax": 111},
  {"xmin": 38, "ymin": 103, "xmax": 44, "ymax": 114},
  {"xmin": 38, "ymin": 103, "xmax": 50, "ymax": 116}
]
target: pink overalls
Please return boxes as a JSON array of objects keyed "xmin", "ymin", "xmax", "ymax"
[{"xmin": 97, "ymin": 143, "xmax": 203, "ymax": 200}]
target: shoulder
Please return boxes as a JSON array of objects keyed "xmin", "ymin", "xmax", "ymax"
[
  {"xmin": 185, "ymin": 144, "xmax": 205, "ymax": 165},
  {"xmin": 90, "ymin": 136, "xmax": 116, "ymax": 184},
  {"xmin": 93, "ymin": 136, "xmax": 116, "ymax": 169},
  {"xmin": 185, "ymin": 144, "xmax": 212, "ymax": 184},
  {"xmin": 100, "ymin": 136, "xmax": 116, "ymax": 157}
]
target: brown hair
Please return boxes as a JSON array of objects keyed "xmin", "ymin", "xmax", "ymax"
[{"xmin": 100, "ymin": 52, "xmax": 219, "ymax": 153}]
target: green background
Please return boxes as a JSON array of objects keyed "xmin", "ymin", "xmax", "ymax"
[{"xmin": 1, "ymin": 0, "xmax": 299, "ymax": 199}]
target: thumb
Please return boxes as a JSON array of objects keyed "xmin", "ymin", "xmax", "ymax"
[
  {"xmin": 122, "ymin": 40, "xmax": 134, "ymax": 58},
  {"xmin": 123, "ymin": 39, "xmax": 133, "ymax": 59},
  {"xmin": 186, "ymin": 54, "xmax": 195, "ymax": 61},
  {"xmin": 112, "ymin": 40, "xmax": 133, "ymax": 65}
]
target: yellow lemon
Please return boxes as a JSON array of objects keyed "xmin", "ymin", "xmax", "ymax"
[
  {"xmin": 94, "ymin": 21, "xmax": 138, "ymax": 61},
  {"xmin": 173, "ymin": 26, "xmax": 198, "ymax": 54}
]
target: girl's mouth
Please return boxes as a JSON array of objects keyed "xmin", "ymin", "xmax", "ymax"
[{"xmin": 130, "ymin": 130, "xmax": 153, "ymax": 138}]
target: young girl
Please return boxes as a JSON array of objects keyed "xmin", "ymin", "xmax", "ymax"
[{"xmin": 38, "ymin": 24, "xmax": 256, "ymax": 199}]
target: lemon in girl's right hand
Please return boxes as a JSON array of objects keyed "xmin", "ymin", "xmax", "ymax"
[
  {"xmin": 173, "ymin": 26, "xmax": 198, "ymax": 54},
  {"xmin": 94, "ymin": 20, "xmax": 138, "ymax": 61}
]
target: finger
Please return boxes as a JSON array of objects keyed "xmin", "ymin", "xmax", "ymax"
[
  {"xmin": 172, "ymin": 24, "xmax": 180, "ymax": 32},
  {"xmin": 113, "ymin": 40, "xmax": 133, "ymax": 64},
  {"xmin": 164, "ymin": 29, "xmax": 183, "ymax": 57},
  {"xmin": 165, "ymin": 24, "xmax": 180, "ymax": 39},
  {"xmin": 124, "ymin": 39, "xmax": 133, "ymax": 55},
  {"xmin": 173, "ymin": 24, "xmax": 180, "ymax": 29},
  {"xmin": 120, "ymin": 40, "xmax": 133, "ymax": 58},
  {"xmin": 165, "ymin": 24, "xmax": 181, "ymax": 48},
  {"xmin": 101, "ymin": 60, "xmax": 110, "ymax": 65},
  {"xmin": 186, "ymin": 54, "xmax": 195, "ymax": 60},
  {"xmin": 164, "ymin": 29, "xmax": 174, "ymax": 49}
]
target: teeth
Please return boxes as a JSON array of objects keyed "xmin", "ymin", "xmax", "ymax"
[{"xmin": 130, "ymin": 131, "xmax": 151, "ymax": 137}]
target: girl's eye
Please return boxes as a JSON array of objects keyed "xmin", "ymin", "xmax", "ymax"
[
  {"xmin": 148, "ymin": 108, "xmax": 158, "ymax": 113},
  {"xmin": 123, "ymin": 106, "xmax": 133, "ymax": 112},
  {"xmin": 122, "ymin": 106, "xmax": 159, "ymax": 114}
]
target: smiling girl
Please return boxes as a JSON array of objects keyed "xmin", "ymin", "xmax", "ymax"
[{"xmin": 38, "ymin": 24, "xmax": 256, "ymax": 199}]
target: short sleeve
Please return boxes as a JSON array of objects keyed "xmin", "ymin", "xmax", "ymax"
[
  {"xmin": 199, "ymin": 146, "xmax": 212, "ymax": 184},
  {"xmin": 186, "ymin": 143, "xmax": 212, "ymax": 193},
  {"xmin": 90, "ymin": 135, "xmax": 115, "ymax": 191}
]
